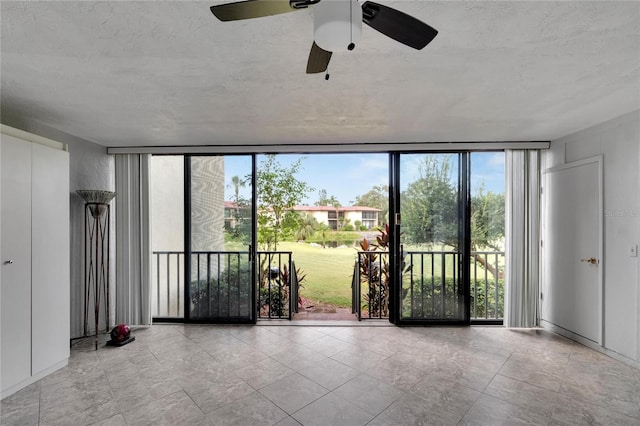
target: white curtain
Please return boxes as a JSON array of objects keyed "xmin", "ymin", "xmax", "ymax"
[
  {"xmin": 115, "ymin": 154, "xmax": 152, "ymax": 326},
  {"xmin": 504, "ymin": 149, "xmax": 540, "ymax": 328}
]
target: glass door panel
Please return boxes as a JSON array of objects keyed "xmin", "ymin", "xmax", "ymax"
[
  {"xmin": 397, "ymin": 153, "xmax": 468, "ymax": 323},
  {"xmin": 470, "ymin": 152, "xmax": 505, "ymax": 322},
  {"xmin": 151, "ymin": 155, "xmax": 185, "ymax": 319},
  {"xmin": 188, "ymin": 155, "xmax": 254, "ymax": 322}
]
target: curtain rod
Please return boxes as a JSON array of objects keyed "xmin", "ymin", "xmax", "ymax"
[{"xmin": 107, "ymin": 141, "xmax": 550, "ymax": 155}]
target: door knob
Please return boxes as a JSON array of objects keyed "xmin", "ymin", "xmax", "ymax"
[
  {"xmin": 4, "ymin": 260, "xmax": 14, "ymax": 265},
  {"xmin": 580, "ymin": 257, "xmax": 598, "ymax": 265}
]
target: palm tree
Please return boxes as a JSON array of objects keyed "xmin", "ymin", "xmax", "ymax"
[
  {"xmin": 296, "ymin": 214, "xmax": 318, "ymax": 241},
  {"xmin": 227, "ymin": 175, "xmax": 246, "ymax": 226}
]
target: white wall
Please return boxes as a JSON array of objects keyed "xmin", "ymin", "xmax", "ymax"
[{"xmin": 543, "ymin": 110, "xmax": 640, "ymax": 364}]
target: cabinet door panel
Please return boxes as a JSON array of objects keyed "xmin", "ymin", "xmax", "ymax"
[
  {"xmin": 1, "ymin": 136, "xmax": 32, "ymax": 392},
  {"xmin": 31, "ymin": 143, "xmax": 70, "ymax": 375}
]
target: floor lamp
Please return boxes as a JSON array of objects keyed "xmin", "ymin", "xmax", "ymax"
[{"xmin": 77, "ymin": 190, "xmax": 116, "ymax": 350}]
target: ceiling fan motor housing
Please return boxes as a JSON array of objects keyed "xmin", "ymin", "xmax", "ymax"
[
  {"xmin": 313, "ymin": 0, "xmax": 363, "ymax": 52},
  {"xmin": 210, "ymin": 0, "xmax": 439, "ymax": 75}
]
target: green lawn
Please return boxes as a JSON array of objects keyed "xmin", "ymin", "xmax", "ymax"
[
  {"xmin": 225, "ymin": 240, "xmax": 358, "ymax": 307},
  {"xmin": 285, "ymin": 242, "xmax": 503, "ymax": 309},
  {"xmin": 227, "ymin": 239, "xmax": 503, "ymax": 309},
  {"xmin": 278, "ymin": 242, "xmax": 357, "ymax": 308}
]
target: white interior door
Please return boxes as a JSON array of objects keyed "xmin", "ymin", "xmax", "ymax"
[
  {"xmin": 1, "ymin": 136, "xmax": 32, "ymax": 392},
  {"xmin": 541, "ymin": 157, "xmax": 603, "ymax": 344}
]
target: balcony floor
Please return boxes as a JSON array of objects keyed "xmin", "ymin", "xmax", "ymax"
[
  {"xmin": 2, "ymin": 325, "xmax": 639, "ymax": 425},
  {"xmin": 293, "ymin": 304, "xmax": 357, "ymax": 321}
]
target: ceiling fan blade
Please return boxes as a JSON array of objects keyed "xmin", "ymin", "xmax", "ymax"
[
  {"xmin": 361, "ymin": 1, "xmax": 438, "ymax": 50},
  {"xmin": 210, "ymin": 0, "xmax": 295, "ymax": 22},
  {"xmin": 306, "ymin": 41, "xmax": 332, "ymax": 74}
]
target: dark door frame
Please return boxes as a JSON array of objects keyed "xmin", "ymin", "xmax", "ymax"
[
  {"xmin": 388, "ymin": 151, "xmax": 472, "ymax": 326},
  {"xmin": 183, "ymin": 154, "xmax": 258, "ymax": 324}
]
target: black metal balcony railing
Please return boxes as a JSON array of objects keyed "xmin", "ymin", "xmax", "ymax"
[
  {"xmin": 353, "ymin": 251, "xmax": 390, "ymax": 320},
  {"xmin": 257, "ymin": 251, "xmax": 297, "ymax": 320},
  {"xmin": 152, "ymin": 251, "xmax": 253, "ymax": 319},
  {"xmin": 153, "ymin": 251, "xmax": 184, "ymax": 318},
  {"xmin": 190, "ymin": 251, "xmax": 252, "ymax": 319},
  {"xmin": 153, "ymin": 250, "xmax": 503, "ymax": 321},
  {"xmin": 403, "ymin": 251, "xmax": 461, "ymax": 320},
  {"xmin": 152, "ymin": 251, "xmax": 299, "ymax": 320},
  {"xmin": 470, "ymin": 251, "xmax": 505, "ymax": 320},
  {"xmin": 352, "ymin": 251, "xmax": 505, "ymax": 321}
]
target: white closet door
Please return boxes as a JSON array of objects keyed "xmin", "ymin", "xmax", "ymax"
[
  {"xmin": 1, "ymin": 136, "xmax": 32, "ymax": 392},
  {"xmin": 31, "ymin": 143, "xmax": 70, "ymax": 375},
  {"xmin": 541, "ymin": 157, "xmax": 603, "ymax": 344}
]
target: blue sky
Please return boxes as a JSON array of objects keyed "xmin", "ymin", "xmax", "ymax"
[{"xmin": 225, "ymin": 152, "xmax": 505, "ymax": 205}]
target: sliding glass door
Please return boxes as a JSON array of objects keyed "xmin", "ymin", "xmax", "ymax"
[
  {"xmin": 151, "ymin": 150, "xmax": 502, "ymax": 325},
  {"xmin": 391, "ymin": 153, "xmax": 470, "ymax": 324},
  {"xmin": 186, "ymin": 155, "xmax": 255, "ymax": 322}
]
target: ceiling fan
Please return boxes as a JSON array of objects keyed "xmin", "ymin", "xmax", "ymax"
[{"xmin": 209, "ymin": 0, "xmax": 438, "ymax": 76}]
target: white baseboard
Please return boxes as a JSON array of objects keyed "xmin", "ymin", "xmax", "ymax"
[
  {"xmin": 541, "ymin": 320, "xmax": 639, "ymax": 370},
  {"xmin": 1, "ymin": 358, "xmax": 68, "ymax": 400}
]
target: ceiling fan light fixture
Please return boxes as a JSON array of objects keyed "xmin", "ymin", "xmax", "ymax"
[{"xmin": 313, "ymin": 0, "xmax": 363, "ymax": 52}]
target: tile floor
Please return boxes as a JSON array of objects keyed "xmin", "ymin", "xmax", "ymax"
[{"xmin": 2, "ymin": 324, "xmax": 639, "ymax": 425}]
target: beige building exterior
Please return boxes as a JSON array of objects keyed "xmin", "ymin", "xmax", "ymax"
[
  {"xmin": 293, "ymin": 206, "xmax": 380, "ymax": 230},
  {"xmin": 224, "ymin": 203, "xmax": 381, "ymax": 230}
]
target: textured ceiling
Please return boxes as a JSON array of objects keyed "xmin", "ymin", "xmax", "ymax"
[{"xmin": 1, "ymin": 1, "xmax": 639, "ymax": 147}]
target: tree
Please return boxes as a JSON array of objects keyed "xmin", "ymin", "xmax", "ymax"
[
  {"xmin": 337, "ymin": 216, "xmax": 351, "ymax": 231},
  {"xmin": 471, "ymin": 187, "xmax": 505, "ymax": 277},
  {"xmin": 316, "ymin": 222, "xmax": 331, "ymax": 248},
  {"xmin": 401, "ymin": 155, "xmax": 505, "ymax": 278},
  {"xmin": 471, "ymin": 186, "xmax": 505, "ymax": 251},
  {"xmin": 354, "ymin": 184, "xmax": 389, "ymax": 225},
  {"xmin": 228, "ymin": 175, "xmax": 246, "ymax": 206},
  {"xmin": 227, "ymin": 174, "xmax": 247, "ymax": 221},
  {"xmin": 401, "ymin": 156, "xmax": 458, "ymax": 248},
  {"xmin": 315, "ymin": 189, "xmax": 341, "ymax": 207},
  {"xmin": 255, "ymin": 155, "xmax": 313, "ymax": 250},
  {"xmin": 226, "ymin": 175, "xmax": 250, "ymax": 241},
  {"xmin": 296, "ymin": 214, "xmax": 318, "ymax": 241}
]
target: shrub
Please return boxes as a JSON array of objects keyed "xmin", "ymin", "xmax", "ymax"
[
  {"xmin": 258, "ymin": 261, "xmax": 307, "ymax": 318},
  {"xmin": 401, "ymin": 277, "xmax": 504, "ymax": 319},
  {"xmin": 190, "ymin": 269, "xmax": 251, "ymax": 318}
]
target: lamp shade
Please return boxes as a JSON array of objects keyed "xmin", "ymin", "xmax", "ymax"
[
  {"xmin": 313, "ymin": 0, "xmax": 362, "ymax": 52},
  {"xmin": 77, "ymin": 190, "xmax": 116, "ymax": 217}
]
